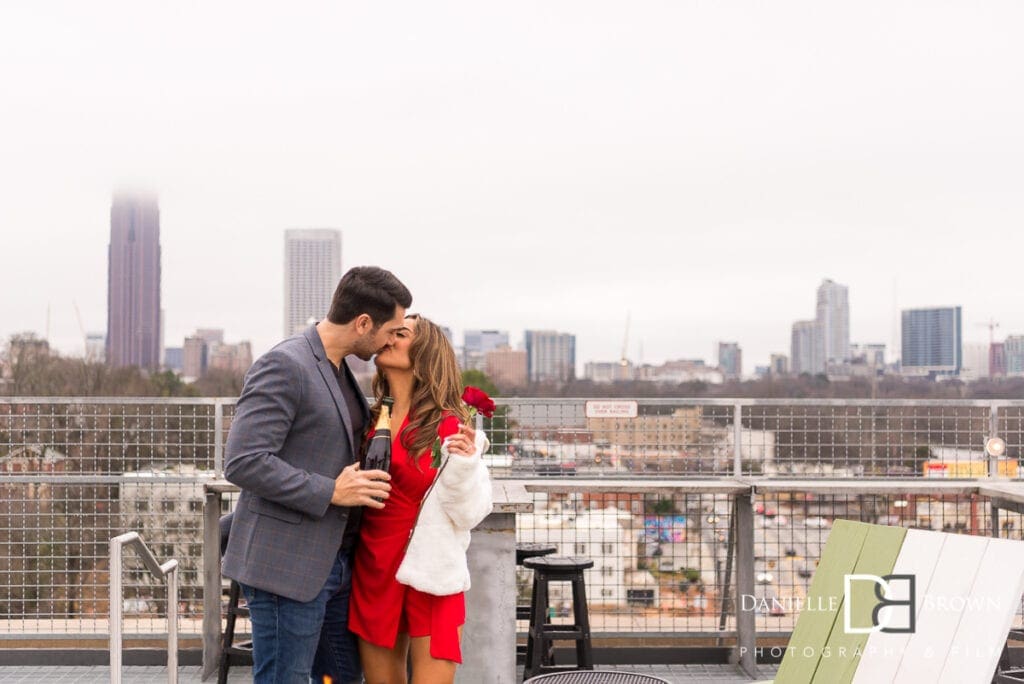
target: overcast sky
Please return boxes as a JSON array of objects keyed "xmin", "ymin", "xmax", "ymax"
[{"xmin": 2, "ymin": 1, "xmax": 1023, "ymax": 373}]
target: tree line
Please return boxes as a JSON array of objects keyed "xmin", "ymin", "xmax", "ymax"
[{"xmin": 1, "ymin": 333, "xmax": 245, "ymax": 397}]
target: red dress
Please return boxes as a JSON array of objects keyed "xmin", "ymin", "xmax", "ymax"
[{"xmin": 349, "ymin": 414, "xmax": 465, "ymax": 662}]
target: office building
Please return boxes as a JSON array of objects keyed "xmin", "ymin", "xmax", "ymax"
[
  {"xmin": 583, "ymin": 360, "xmax": 635, "ymax": 383},
  {"xmin": 816, "ymin": 279, "xmax": 850, "ymax": 365},
  {"xmin": 850, "ymin": 343, "xmax": 886, "ymax": 368},
  {"xmin": 961, "ymin": 343, "xmax": 990, "ymax": 381},
  {"xmin": 182, "ymin": 336, "xmax": 208, "ymax": 380},
  {"xmin": 463, "ymin": 330, "xmax": 509, "ymax": 371},
  {"xmin": 106, "ymin": 194, "xmax": 161, "ymax": 369},
  {"xmin": 208, "ymin": 341, "xmax": 253, "ymax": 375},
  {"xmin": 182, "ymin": 329, "xmax": 251, "ymax": 379},
  {"xmin": 524, "ymin": 330, "xmax": 576, "ymax": 383},
  {"xmin": 485, "ymin": 347, "xmax": 528, "ymax": 389},
  {"xmin": 284, "ymin": 229, "xmax": 341, "ymax": 337},
  {"xmin": 717, "ymin": 342, "xmax": 742, "ymax": 380},
  {"xmin": 791, "ymin": 320, "xmax": 821, "ymax": 375},
  {"xmin": 769, "ymin": 353, "xmax": 789, "ymax": 376},
  {"xmin": 990, "ymin": 342, "xmax": 1007, "ymax": 378},
  {"xmin": 85, "ymin": 333, "xmax": 106, "ymax": 363},
  {"xmin": 164, "ymin": 347, "xmax": 184, "ymax": 373},
  {"xmin": 194, "ymin": 329, "xmax": 224, "ymax": 346},
  {"xmin": 900, "ymin": 307, "xmax": 962, "ymax": 377},
  {"xmin": 637, "ymin": 359, "xmax": 723, "ymax": 385},
  {"xmin": 1006, "ymin": 336, "xmax": 1024, "ymax": 377}
]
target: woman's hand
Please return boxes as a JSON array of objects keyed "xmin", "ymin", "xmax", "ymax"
[{"xmin": 445, "ymin": 423, "xmax": 477, "ymax": 457}]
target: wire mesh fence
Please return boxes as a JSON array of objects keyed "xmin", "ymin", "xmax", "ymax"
[
  {"xmin": 515, "ymin": 491, "xmax": 738, "ymax": 638},
  {"xmin": 488, "ymin": 399, "xmax": 1022, "ymax": 479},
  {"xmin": 1, "ymin": 397, "xmax": 1023, "ymax": 643}
]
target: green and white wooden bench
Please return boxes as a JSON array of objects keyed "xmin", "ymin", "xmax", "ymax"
[{"xmin": 760, "ymin": 520, "xmax": 1024, "ymax": 684}]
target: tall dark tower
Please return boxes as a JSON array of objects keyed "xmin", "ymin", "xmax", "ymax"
[{"xmin": 106, "ymin": 194, "xmax": 161, "ymax": 370}]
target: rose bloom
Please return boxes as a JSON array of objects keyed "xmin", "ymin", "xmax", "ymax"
[{"xmin": 461, "ymin": 386, "xmax": 496, "ymax": 418}]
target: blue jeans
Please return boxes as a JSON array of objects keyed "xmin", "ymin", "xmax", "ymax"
[{"xmin": 240, "ymin": 550, "xmax": 361, "ymax": 684}]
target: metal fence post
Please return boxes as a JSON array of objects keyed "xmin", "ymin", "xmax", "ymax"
[
  {"xmin": 989, "ymin": 404, "xmax": 1001, "ymax": 478},
  {"xmin": 202, "ymin": 489, "xmax": 223, "ymax": 681},
  {"xmin": 214, "ymin": 401, "xmax": 224, "ymax": 476},
  {"xmin": 733, "ymin": 403, "xmax": 743, "ymax": 477},
  {"xmin": 167, "ymin": 563, "xmax": 178, "ymax": 684},
  {"xmin": 734, "ymin": 491, "xmax": 758, "ymax": 678},
  {"xmin": 110, "ymin": 542, "xmax": 123, "ymax": 684}
]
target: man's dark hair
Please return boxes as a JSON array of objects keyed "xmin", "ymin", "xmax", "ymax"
[{"xmin": 327, "ymin": 266, "xmax": 413, "ymax": 327}]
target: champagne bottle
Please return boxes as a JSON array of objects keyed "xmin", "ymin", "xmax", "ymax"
[{"xmin": 364, "ymin": 397, "xmax": 394, "ymax": 475}]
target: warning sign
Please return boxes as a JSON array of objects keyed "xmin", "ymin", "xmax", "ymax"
[{"xmin": 585, "ymin": 400, "xmax": 638, "ymax": 419}]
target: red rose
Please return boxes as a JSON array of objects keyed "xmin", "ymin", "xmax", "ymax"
[{"xmin": 461, "ymin": 386, "xmax": 496, "ymax": 418}]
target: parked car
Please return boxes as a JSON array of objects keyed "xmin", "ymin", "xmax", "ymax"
[{"xmin": 804, "ymin": 516, "xmax": 830, "ymax": 528}]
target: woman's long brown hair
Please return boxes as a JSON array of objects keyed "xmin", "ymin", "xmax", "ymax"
[{"xmin": 370, "ymin": 314, "xmax": 469, "ymax": 463}]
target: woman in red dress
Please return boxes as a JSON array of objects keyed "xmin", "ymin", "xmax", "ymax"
[{"xmin": 349, "ymin": 314, "xmax": 492, "ymax": 684}]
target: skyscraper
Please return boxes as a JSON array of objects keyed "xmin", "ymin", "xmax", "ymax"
[
  {"xmin": 717, "ymin": 342, "xmax": 742, "ymax": 380},
  {"xmin": 524, "ymin": 330, "xmax": 576, "ymax": 383},
  {"xmin": 816, "ymin": 279, "xmax": 850, "ymax": 366},
  {"xmin": 901, "ymin": 306, "xmax": 962, "ymax": 377},
  {"xmin": 284, "ymin": 229, "xmax": 342, "ymax": 337},
  {"xmin": 791, "ymin": 320, "xmax": 821, "ymax": 375},
  {"xmin": 106, "ymin": 194, "xmax": 161, "ymax": 369},
  {"xmin": 1005, "ymin": 336, "xmax": 1024, "ymax": 377}
]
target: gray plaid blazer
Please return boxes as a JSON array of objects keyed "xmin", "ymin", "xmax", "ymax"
[{"xmin": 221, "ymin": 325, "xmax": 369, "ymax": 602}]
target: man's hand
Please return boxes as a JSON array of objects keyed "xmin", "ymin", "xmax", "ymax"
[{"xmin": 331, "ymin": 462, "xmax": 391, "ymax": 509}]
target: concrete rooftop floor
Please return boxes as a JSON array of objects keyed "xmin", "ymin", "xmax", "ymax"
[{"xmin": 0, "ymin": 664, "xmax": 777, "ymax": 683}]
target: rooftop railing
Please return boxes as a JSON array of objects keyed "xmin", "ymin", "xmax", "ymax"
[{"xmin": 2, "ymin": 397, "xmax": 1023, "ymax": 671}]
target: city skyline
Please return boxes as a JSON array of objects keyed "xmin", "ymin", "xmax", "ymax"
[
  {"xmin": 3, "ymin": 2, "xmax": 1024, "ymax": 370},
  {"xmin": 5, "ymin": 216, "xmax": 1024, "ymax": 376}
]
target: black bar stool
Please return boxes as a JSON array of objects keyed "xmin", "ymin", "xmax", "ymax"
[
  {"xmin": 522, "ymin": 556, "xmax": 595, "ymax": 681},
  {"xmin": 517, "ymin": 543, "xmax": 558, "ymax": 620},
  {"xmin": 517, "ymin": 543, "xmax": 558, "ymax": 662},
  {"xmin": 218, "ymin": 513, "xmax": 253, "ymax": 684}
]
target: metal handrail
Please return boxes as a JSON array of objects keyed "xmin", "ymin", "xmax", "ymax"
[
  {"xmin": 4, "ymin": 396, "xmax": 1024, "ymax": 406},
  {"xmin": 109, "ymin": 531, "xmax": 178, "ymax": 684}
]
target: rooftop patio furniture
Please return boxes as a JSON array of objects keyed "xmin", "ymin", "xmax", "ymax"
[
  {"xmin": 518, "ymin": 542, "xmax": 559, "ymax": 663},
  {"xmin": 523, "ymin": 555, "xmax": 596, "ymax": 681},
  {"xmin": 216, "ymin": 513, "xmax": 252, "ymax": 684},
  {"xmin": 760, "ymin": 519, "xmax": 1024, "ymax": 684},
  {"xmin": 517, "ymin": 542, "xmax": 559, "ymax": 620},
  {"xmin": 523, "ymin": 671, "xmax": 670, "ymax": 683}
]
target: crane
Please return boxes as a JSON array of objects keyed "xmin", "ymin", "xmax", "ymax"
[
  {"xmin": 977, "ymin": 318, "xmax": 1000, "ymax": 346},
  {"xmin": 73, "ymin": 300, "xmax": 98, "ymax": 360},
  {"xmin": 620, "ymin": 312, "xmax": 630, "ymax": 367}
]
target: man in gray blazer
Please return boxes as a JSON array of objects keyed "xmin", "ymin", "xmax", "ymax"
[{"xmin": 223, "ymin": 266, "xmax": 412, "ymax": 684}]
